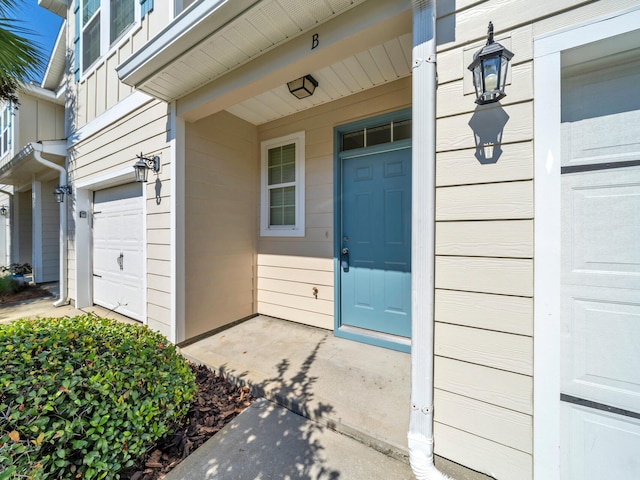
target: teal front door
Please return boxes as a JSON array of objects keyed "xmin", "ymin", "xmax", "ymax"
[{"xmin": 339, "ymin": 147, "xmax": 411, "ymax": 339}]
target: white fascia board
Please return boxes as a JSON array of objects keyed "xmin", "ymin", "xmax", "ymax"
[
  {"xmin": 22, "ymin": 83, "xmax": 64, "ymax": 106},
  {"xmin": 41, "ymin": 20, "xmax": 67, "ymax": 91},
  {"xmin": 116, "ymin": 0, "xmax": 262, "ymax": 88}
]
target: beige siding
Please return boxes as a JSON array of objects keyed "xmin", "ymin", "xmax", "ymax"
[
  {"xmin": 70, "ymin": 6, "xmax": 172, "ymax": 129},
  {"xmin": 184, "ymin": 111, "xmax": 258, "ymax": 339},
  {"xmin": 256, "ymin": 78, "xmax": 411, "ymax": 328},
  {"xmin": 17, "ymin": 190, "xmax": 31, "ymax": 265},
  {"xmin": 15, "ymin": 95, "xmax": 64, "ymax": 149},
  {"xmin": 41, "ymin": 180, "xmax": 60, "ymax": 282},
  {"xmin": 70, "ymin": 99, "xmax": 171, "ymax": 332}
]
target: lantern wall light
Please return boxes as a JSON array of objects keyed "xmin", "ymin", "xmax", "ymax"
[
  {"xmin": 287, "ymin": 74, "xmax": 318, "ymax": 99},
  {"xmin": 468, "ymin": 22, "xmax": 514, "ymax": 105},
  {"xmin": 133, "ymin": 152, "xmax": 160, "ymax": 183},
  {"xmin": 0, "ymin": 205, "xmax": 8, "ymax": 216},
  {"xmin": 53, "ymin": 185, "xmax": 72, "ymax": 203}
]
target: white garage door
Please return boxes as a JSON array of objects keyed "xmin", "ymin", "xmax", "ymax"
[
  {"xmin": 560, "ymin": 51, "xmax": 640, "ymax": 479},
  {"xmin": 93, "ymin": 183, "xmax": 144, "ymax": 321}
]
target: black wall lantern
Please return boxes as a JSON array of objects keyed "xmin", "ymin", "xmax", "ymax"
[
  {"xmin": 287, "ymin": 74, "xmax": 318, "ymax": 99},
  {"xmin": 468, "ymin": 22, "xmax": 514, "ymax": 105},
  {"xmin": 0, "ymin": 205, "xmax": 7, "ymax": 216},
  {"xmin": 133, "ymin": 152, "xmax": 160, "ymax": 183},
  {"xmin": 53, "ymin": 185, "xmax": 72, "ymax": 203}
]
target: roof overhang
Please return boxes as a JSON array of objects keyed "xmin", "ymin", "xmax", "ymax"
[
  {"xmin": 117, "ymin": 0, "xmax": 262, "ymax": 95},
  {"xmin": 118, "ymin": 0, "xmax": 411, "ymax": 123},
  {"xmin": 38, "ymin": 0, "xmax": 67, "ymax": 19},
  {"xmin": 0, "ymin": 141, "xmax": 67, "ymax": 186}
]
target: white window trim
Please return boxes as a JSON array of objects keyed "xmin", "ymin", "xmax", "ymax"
[
  {"xmin": 533, "ymin": 6, "xmax": 640, "ymax": 480},
  {"xmin": 81, "ymin": 0, "xmax": 141, "ymax": 76},
  {"xmin": 260, "ymin": 131, "xmax": 305, "ymax": 237},
  {"xmin": 0, "ymin": 103, "xmax": 12, "ymax": 159}
]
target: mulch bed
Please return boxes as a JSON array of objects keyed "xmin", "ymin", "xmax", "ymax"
[
  {"xmin": 0, "ymin": 283, "xmax": 51, "ymax": 304},
  {"xmin": 120, "ymin": 363, "xmax": 254, "ymax": 480}
]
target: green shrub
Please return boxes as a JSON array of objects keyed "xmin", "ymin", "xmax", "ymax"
[
  {"xmin": 0, "ymin": 275, "xmax": 24, "ymax": 296},
  {"xmin": 0, "ymin": 315, "xmax": 196, "ymax": 480}
]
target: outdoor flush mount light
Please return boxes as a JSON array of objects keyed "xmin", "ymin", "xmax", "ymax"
[
  {"xmin": 133, "ymin": 152, "xmax": 160, "ymax": 183},
  {"xmin": 287, "ymin": 74, "xmax": 318, "ymax": 99},
  {"xmin": 53, "ymin": 185, "xmax": 72, "ymax": 203},
  {"xmin": 468, "ymin": 22, "xmax": 514, "ymax": 105}
]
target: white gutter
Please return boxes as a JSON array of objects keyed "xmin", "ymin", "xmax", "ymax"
[
  {"xmin": 30, "ymin": 141, "xmax": 69, "ymax": 307},
  {"xmin": 408, "ymin": 1, "xmax": 452, "ymax": 479}
]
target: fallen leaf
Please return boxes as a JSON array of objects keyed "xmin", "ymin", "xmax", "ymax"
[{"xmin": 8, "ymin": 430, "xmax": 20, "ymax": 442}]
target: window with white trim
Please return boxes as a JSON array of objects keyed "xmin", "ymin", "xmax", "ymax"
[
  {"xmin": 260, "ymin": 132, "xmax": 305, "ymax": 237},
  {"xmin": 0, "ymin": 103, "xmax": 12, "ymax": 159},
  {"xmin": 79, "ymin": 0, "xmax": 138, "ymax": 73}
]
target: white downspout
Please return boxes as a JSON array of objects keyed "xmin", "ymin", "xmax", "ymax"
[
  {"xmin": 31, "ymin": 142, "xmax": 70, "ymax": 307},
  {"xmin": 409, "ymin": 1, "xmax": 452, "ymax": 479}
]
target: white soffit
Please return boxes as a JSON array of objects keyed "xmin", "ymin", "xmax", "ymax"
[
  {"xmin": 226, "ymin": 33, "xmax": 413, "ymax": 125},
  {"xmin": 38, "ymin": 0, "xmax": 67, "ymax": 19},
  {"xmin": 118, "ymin": 0, "xmax": 368, "ymax": 102}
]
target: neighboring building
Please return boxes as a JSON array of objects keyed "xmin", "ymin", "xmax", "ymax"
[
  {"xmin": 0, "ymin": 20, "xmax": 66, "ymax": 281},
  {"xmin": 27, "ymin": 0, "xmax": 640, "ymax": 479}
]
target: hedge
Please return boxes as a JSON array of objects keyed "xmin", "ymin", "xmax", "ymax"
[{"xmin": 0, "ymin": 315, "xmax": 196, "ymax": 480}]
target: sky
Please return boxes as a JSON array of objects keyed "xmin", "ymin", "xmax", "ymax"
[{"xmin": 9, "ymin": 0, "xmax": 64, "ymax": 83}]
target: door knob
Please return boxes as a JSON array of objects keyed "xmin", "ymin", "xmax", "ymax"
[{"xmin": 341, "ymin": 248, "xmax": 349, "ymax": 271}]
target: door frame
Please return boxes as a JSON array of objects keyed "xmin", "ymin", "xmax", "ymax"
[
  {"xmin": 333, "ymin": 108, "xmax": 411, "ymax": 352},
  {"xmin": 533, "ymin": 7, "xmax": 640, "ymax": 480}
]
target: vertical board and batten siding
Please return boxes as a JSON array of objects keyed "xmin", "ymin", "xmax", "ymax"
[
  {"xmin": 431, "ymin": 1, "xmax": 638, "ymax": 478},
  {"xmin": 256, "ymin": 78, "xmax": 411, "ymax": 331},
  {"xmin": 69, "ymin": 99, "xmax": 171, "ymax": 336},
  {"xmin": 41, "ymin": 180, "xmax": 60, "ymax": 282},
  {"xmin": 14, "ymin": 95, "xmax": 65, "ymax": 149},
  {"xmin": 70, "ymin": 5, "xmax": 171, "ymax": 129},
  {"xmin": 184, "ymin": 111, "xmax": 258, "ymax": 339}
]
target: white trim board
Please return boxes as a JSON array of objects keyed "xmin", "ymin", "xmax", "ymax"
[
  {"xmin": 533, "ymin": 7, "xmax": 640, "ymax": 480},
  {"xmin": 68, "ymin": 91, "xmax": 154, "ymax": 146}
]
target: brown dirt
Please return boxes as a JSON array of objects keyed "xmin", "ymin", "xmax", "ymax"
[
  {"xmin": 120, "ymin": 363, "xmax": 254, "ymax": 480},
  {"xmin": 0, "ymin": 283, "xmax": 51, "ymax": 304}
]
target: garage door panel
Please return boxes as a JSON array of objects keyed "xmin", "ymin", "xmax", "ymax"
[
  {"xmin": 561, "ymin": 403, "xmax": 640, "ymax": 480},
  {"xmin": 561, "ymin": 285, "xmax": 640, "ymax": 413},
  {"xmin": 93, "ymin": 183, "xmax": 144, "ymax": 321},
  {"xmin": 562, "ymin": 169, "xmax": 640, "ymax": 290}
]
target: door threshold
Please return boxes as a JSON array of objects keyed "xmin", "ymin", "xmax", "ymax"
[{"xmin": 335, "ymin": 325, "xmax": 410, "ymax": 353}]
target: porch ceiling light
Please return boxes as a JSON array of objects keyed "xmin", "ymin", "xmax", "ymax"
[
  {"xmin": 468, "ymin": 22, "xmax": 514, "ymax": 105},
  {"xmin": 53, "ymin": 185, "xmax": 72, "ymax": 203},
  {"xmin": 0, "ymin": 205, "xmax": 7, "ymax": 216},
  {"xmin": 287, "ymin": 74, "xmax": 318, "ymax": 99},
  {"xmin": 133, "ymin": 152, "xmax": 160, "ymax": 183}
]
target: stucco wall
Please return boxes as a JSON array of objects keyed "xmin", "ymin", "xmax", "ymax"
[{"xmin": 184, "ymin": 110, "xmax": 258, "ymax": 339}]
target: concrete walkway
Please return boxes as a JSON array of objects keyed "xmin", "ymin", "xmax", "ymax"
[{"xmin": 180, "ymin": 315, "xmax": 412, "ymax": 460}]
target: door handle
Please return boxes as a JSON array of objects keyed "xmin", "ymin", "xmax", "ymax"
[
  {"xmin": 341, "ymin": 247, "xmax": 349, "ymax": 271},
  {"xmin": 117, "ymin": 253, "xmax": 124, "ymax": 271}
]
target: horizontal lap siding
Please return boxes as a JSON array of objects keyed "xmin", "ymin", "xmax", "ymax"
[
  {"xmin": 184, "ymin": 111, "xmax": 258, "ymax": 339},
  {"xmin": 256, "ymin": 78, "xmax": 411, "ymax": 329},
  {"xmin": 70, "ymin": 99, "xmax": 171, "ymax": 334},
  {"xmin": 432, "ymin": 0, "xmax": 547, "ymax": 476}
]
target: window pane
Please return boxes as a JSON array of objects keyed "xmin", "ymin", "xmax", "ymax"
[
  {"xmin": 342, "ymin": 129, "xmax": 364, "ymax": 151},
  {"xmin": 269, "ymin": 186, "xmax": 295, "ymax": 226},
  {"xmin": 268, "ymin": 143, "xmax": 296, "ymax": 186},
  {"xmin": 83, "ymin": 0, "xmax": 100, "ymax": 24},
  {"xmin": 367, "ymin": 123, "xmax": 391, "ymax": 147},
  {"xmin": 393, "ymin": 119, "xmax": 412, "ymax": 141},
  {"xmin": 83, "ymin": 14, "xmax": 101, "ymax": 70},
  {"xmin": 110, "ymin": 0, "xmax": 135, "ymax": 44}
]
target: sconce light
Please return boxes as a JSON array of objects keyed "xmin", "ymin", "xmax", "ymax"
[
  {"xmin": 287, "ymin": 74, "xmax": 318, "ymax": 99},
  {"xmin": 133, "ymin": 152, "xmax": 160, "ymax": 183},
  {"xmin": 0, "ymin": 205, "xmax": 7, "ymax": 216},
  {"xmin": 468, "ymin": 22, "xmax": 514, "ymax": 105},
  {"xmin": 53, "ymin": 185, "xmax": 72, "ymax": 203}
]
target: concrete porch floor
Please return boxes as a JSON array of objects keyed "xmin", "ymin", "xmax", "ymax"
[{"xmin": 180, "ymin": 315, "xmax": 412, "ymax": 460}]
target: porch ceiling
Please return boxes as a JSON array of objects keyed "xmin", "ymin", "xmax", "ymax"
[{"xmin": 118, "ymin": 0, "xmax": 412, "ymax": 124}]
